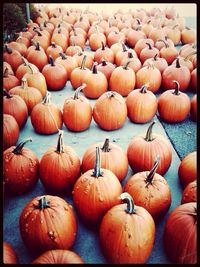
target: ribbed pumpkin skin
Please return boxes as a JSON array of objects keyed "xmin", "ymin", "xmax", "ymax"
[
  {"xmin": 3, "ymin": 242, "xmax": 18, "ymax": 264},
  {"xmin": 163, "ymin": 202, "xmax": 197, "ymax": 264}
]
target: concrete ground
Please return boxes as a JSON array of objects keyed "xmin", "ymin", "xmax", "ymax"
[{"xmin": 3, "ymin": 17, "xmax": 196, "ymax": 264}]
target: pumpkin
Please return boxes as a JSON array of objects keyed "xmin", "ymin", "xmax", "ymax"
[
  {"xmin": 141, "ymin": 20, "xmax": 154, "ymax": 37},
  {"xmin": 162, "ymin": 58, "xmax": 191, "ymax": 91},
  {"xmin": 158, "ymin": 80, "xmax": 191, "ymax": 123},
  {"xmin": 139, "ymin": 42, "xmax": 160, "ymax": 64},
  {"xmin": 69, "ymin": 29, "xmax": 86, "ymax": 49},
  {"xmin": 3, "ymin": 67, "xmax": 20, "ymax": 92},
  {"xmin": 99, "ymin": 192, "xmax": 155, "ymax": 263},
  {"xmin": 96, "ymin": 59, "xmax": 115, "ymax": 82},
  {"xmin": 9, "ymin": 77, "xmax": 43, "ymax": 114},
  {"xmin": 178, "ymin": 151, "xmax": 197, "ymax": 188},
  {"xmin": 32, "ymin": 29, "xmax": 50, "ymax": 51},
  {"xmin": 107, "ymin": 31, "xmax": 126, "ymax": 47},
  {"xmin": 181, "ymin": 180, "xmax": 197, "ymax": 204},
  {"xmin": 63, "ymin": 11, "xmax": 76, "ymax": 24},
  {"xmin": 115, "ymin": 43, "xmax": 137, "ymax": 66},
  {"xmin": 55, "ymin": 53, "xmax": 78, "ymax": 79},
  {"xmin": 3, "ymin": 242, "xmax": 18, "ymax": 264},
  {"xmin": 6, "ymin": 41, "xmax": 27, "ymax": 57},
  {"xmin": 120, "ymin": 51, "xmax": 142, "ymax": 73},
  {"xmin": 42, "ymin": 56, "xmax": 68, "ymax": 91},
  {"xmin": 165, "ymin": 6, "xmax": 176, "ymax": 19},
  {"xmin": 134, "ymin": 38, "xmax": 155, "ymax": 57},
  {"xmin": 42, "ymin": 21, "xmax": 55, "ymax": 35},
  {"xmin": 3, "ymin": 138, "xmax": 39, "ymax": 195},
  {"xmin": 51, "ymin": 28, "xmax": 69, "ymax": 51},
  {"xmin": 3, "ymin": 89, "xmax": 28, "ymax": 128},
  {"xmin": 163, "ymin": 202, "xmax": 197, "ymax": 263},
  {"xmin": 73, "ymin": 147, "xmax": 122, "ymax": 225},
  {"xmin": 16, "ymin": 57, "xmax": 39, "ymax": 81},
  {"xmin": 63, "ymin": 84, "xmax": 92, "ymax": 131},
  {"xmin": 31, "ymin": 92, "xmax": 63, "ymax": 135},
  {"xmin": 46, "ymin": 42, "xmax": 63, "ymax": 61},
  {"xmin": 70, "ymin": 55, "xmax": 90, "ymax": 89},
  {"xmin": 190, "ymin": 94, "xmax": 197, "ymax": 121},
  {"xmin": 3, "ymin": 61, "xmax": 14, "ymax": 75},
  {"xmin": 19, "ymin": 195, "xmax": 77, "ymax": 256},
  {"xmin": 124, "ymin": 156, "xmax": 171, "ymax": 220},
  {"xmin": 109, "ymin": 61, "xmax": 135, "ymax": 96},
  {"xmin": 93, "ymin": 91, "xmax": 127, "ymax": 131},
  {"xmin": 155, "ymin": 37, "xmax": 174, "ymax": 50},
  {"xmin": 143, "ymin": 54, "xmax": 168, "ymax": 74},
  {"xmin": 32, "ymin": 249, "xmax": 84, "ymax": 264},
  {"xmin": 136, "ymin": 63, "xmax": 161, "ymax": 93},
  {"xmin": 94, "ymin": 41, "xmax": 114, "ymax": 64},
  {"xmin": 65, "ymin": 39, "xmax": 82, "ymax": 57},
  {"xmin": 181, "ymin": 27, "xmax": 196, "ymax": 45},
  {"xmin": 81, "ymin": 137, "xmax": 128, "ymax": 182},
  {"xmin": 70, "ymin": 25, "xmax": 87, "ymax": 41},
  {"xmin": 126, "ymin": 84, "xmax": 158, "ymax": 123},
  {"xmin": 3, "ymin": 114, "xmax": 19, "ymax": 151},
  {"xmin": 27, "ymin": 42, "xmax": 48, "ymax": 72},
  {"xmin": 190, "ymin": 68, "xmax": 196, "ymax": 92},
  {"xmin": 73, "ymin": 51, "xmax": 94, "ymax": 69},
  {"xmin": 172, "ymin": 52, "xmax": 196, "ymax": 73},
  {"xmin": 3, "ymin": 45, "xmax": 24, "ymax": 72},
  {"xmin": 127, "ymin": 28, "xmax": 146, "ymax": 47},
  {"xmin": 16, "ymin": 34, "xmax": 30, "ymax": 48},
  {"xmin": 148, "ymin": 25, "xmax": 166, "ymax": 43},
  {"xmin": 39, "ymin": 130, "xmax": 81, "ymax": 194},
  {"xmin": 82, "ymin": 62, "xmax": 108, "ymax": 99},
  {"xmin": 159, "ymin": 39, "xmax": 178, "ymax": 65},
  {"xmin": 127, "ymin": 121, "xmax": 172, "ymax": 175},
  {"xmin": 165, "ymin": 24, "xmax": 181, "ymax": 45}
]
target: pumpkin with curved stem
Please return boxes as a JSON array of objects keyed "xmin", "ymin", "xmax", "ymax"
[
  {"xmin": 19, "ymin": 195, "xmax": 77, "ymax": 256},
  {"xmin": 163, "ymin": 202, "xmax": 197, "ymax": 263},
  {"xmin": 159, "ymin": 39, "xmax": 178, "ymax": 65},
  {"xmin": 73, "ymin": 51, "xmax": 94, "ymax": 69},
  {"xmin": 3, "ymin": 242, "xmax": 18, "ymax": 264},
  {"xmin": 32, "ymin": 29, "xmax": 50, "ymax": 51},
  {"xmin": 143, "ymin": 54, "xmax": 168, "ymax": 74},
  {"xmin": 31, "ymin": 92, "xmax": 63, "ymax": 135},
  {"xmin": 3, "ymin": 90, "xmax": 28, "ymax": 128},
  {"xmin": 3, "ymin": 62, "xmax": 14, "ymax": 75},
  {"xmin": 82, "ymin": 62, "xmax": 108, "ymax": 99},
  {"xmin": 115, "ymin": 42, "xmax": 137, "ymax": 66},
  {"xmin": 136, "ymin": 63, "xmax": 161, "ymax": 93},
  {"xmin": 9, "ymin": 77, "xmax": 43, "ymax": 114},
  {"xmin": 181, "ymin": 27, "xmax": 196, "ymax": 45},
  {"xmin": 39, "ymin": 131, "xmax": 81, "ymax": 194},
  {"xmin": 93, "ymin": 91, "xmax": 127, "ymax": 131},
  {"xmin": 96, "ymin": 59, "xmax": 115, "ymax": 82},
  {"xmin": 6, "ymin": 41, "xmax": 27, "ymax": 57},
  {"xmin": 42, "ymin": 56, "xmax": 68, "ymax": 91},
  {"xmin": 99, "ymin": 192, "xmax": 155, "ymax": 263},
  {"xmin": 178, "ymin": 151, "xmax": 196, "ymax": 188},
  {"xmin": 172, "ymin": 52, "xmax": 196, "ymax": 73},
  {"xmin": 3, "ymin": 45, "xmax": 24, "ymax": 72},
  {"xmin": 27, "ymin": 42, "xmax": 48, "ymax": 71},
  {"xmin": 32, "ymin": 249, "xmax": 84, "ymax": 264},
  {"xmin": 139, "ymin": 42, "xmax": 160, "ymax": 64},
  {"xmin": 94, "ymin": 41, "xmax": 114, "ymax": 64},
  {"xmin": 65, "ymin": 40, "xmax": 82, "ymax": 57},
  {"xmin": 46, "ymin": 42, "xmax": 63, "ymax": 61},
  {"xmin": 127, "ymin": 121, "xmax": 172, "ymax": 175},
  {"xmin": 158, "ymin": 80, "xmax": 191, "ymax": 123},
  {"xmin": 73, "ymin": 147, "xmax": 122, "ymax": 225},
  {"xmin": 181, "ymin": 180, "xmax": 197, "ymax": 204},
  {"xmin": 109, "ymin": 61, "xmax": 135, "ymax": 96},
  {"xmin": 133, "ymin": 38, "xmax": 154, "ymax": 56},
  {"xmin": 3, "ymin": 67, "xmax": 20, "ymax": 92},
  {"xmin": 16, "ymin": 57, "xmax": 39, "ymax": 81},
  {"xmin": 124, "ymin": 156, "xmax": 171, "ymax": 220},
  {"xmin": 69, "ymin": 29, "xmax": 85, "ymax": 49},
  {"xmin": 55, "ymin": 53, "xmax": 78, "ymax": 79},
  {"xmin": 3, "ymin": 114, "xmax": 19, "ymax": 151},
  {"xmin": 81, "ymin": 137, "xmax": 128, "ymax": 182},
  {"xmin": 162, "ymin": 58, "xmax": 191, "ymax": 91},
  {"xmin": 126, "ymin": 84, "xmax": 158, "ymax": 123},
  {"xmin": 3, "ymin": 138, "xmax": 39, "ymax": 195},
  {"xmin": 120, "ymin": 52, "xmax": 142, "ymax": 73},
  {"xmin": 155, "ymin": 36, "xmax": 174, "ymax": 51},
  {"xmin": 63, "ymin": 84, "xmax": 92, "ymax": 132},
  {"xmin": 190, "ymin": 94, "xmax": 196, "ymax": 121}
]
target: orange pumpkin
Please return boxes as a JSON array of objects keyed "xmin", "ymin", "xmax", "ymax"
[
  {"xmin": 46, "ymin": 42, "xmax": 63, "ymax": 61},
  {"xmin": 159, "ymin": 39, "xmax": 178, "ymax": 65},
  {"xmin": 94, "ymin": 41, "xmax": 114, "ymax": 64},
  {"xmin": 134, "ymin": 38, "xmax": 154, "ymax": 56},
  {"xmin": 55, "ymin": 53, "xmax": 78, "ymax": 79},
  {"xmin": 3, "ymin": 67, "xmax": 20, "ymax": 92},
  {"xmin": 181, "ymin": 180, "xmax": 197, "ymax": 204},
  {"xmin": 181, "ymin": 27, "xmax": 196, "ymax": 45},
  {"xmin": 96, "ymin": 59, "xmax": 115, "ymax": 82},
  {"xmin": 3, "ymin": 114, "xmax": 19, "ymax": 151},
  {"xmin": 3, "ymin": 45, "xmax": 24, "ymax": 72},
  {"xmin": 190, "ymin": 94, "xmax": 197, "ymax": 121},
  {"xmin": 139, "ymin": 42, "xmax": 160, "ymax": 64},
  {"xmin": 143, "ymin": 54, "xmax": 168, "ymax": 74},
  {"xmin": 15, "ymin": 57, "xmax": 39, "ymax": 81},
  {"xmin": 3, "ymin": 242, "xmax": 18, "ymax": 264}
]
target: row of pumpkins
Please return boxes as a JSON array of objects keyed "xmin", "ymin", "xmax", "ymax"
[{"xmin": 3, "ymin": 4, "xmax": 197, "ymax": 264}]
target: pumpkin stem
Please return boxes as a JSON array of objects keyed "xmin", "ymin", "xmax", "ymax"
[
  {"xmin": 128, "ymin": 52, "xmax": 134, "ymax": 58},
  {"xmin": 101, "ymin": 59, "xmax": 107, "ymax": 66},
  {"xmin": 80, "ymin": 55, "xmax": 87, "ymax": 70},
  {"xmin": 5, "ymin": 45, "xmax": 12, "ymax": 54},
  {"xmin": 49, "ymin": 56, "xmax": 55, "ymax": 66},
  {"xmin": 139, "ymin": 84, "xmax": 149, "ymax": 93},
  {"xmin": 92, "ymin": 62, "xmax": 98, "ymax": 74},
  {"xmin": 145, "ymin": 121, "xmax": 156, "ymax": 142},
  {"xmin": 185, "ymin": 26, "xmax": 191, "ymax": 30},
  {"xmin": 145, "ymin": 155, "xmax": 160, "ymax": 185},
  {"xmin": 43, "ymin": 92, "xmax": 51, "ymax": 104},
  {"xmin": 21, "ymin": 56, "xmax": 29, "ymax": 66},
  {"xmin": 37, "ymin": 196, "xmax": 50, "ymax": 209},
  {"xmin": 35, "ymin": 42, "xmax": 40, "ymax": 51},
  {"xmin": 51, "ymin": 42, "xmax": 56, "ymax": 48},
  {"xmin": 34, "ymin": 29, "xmax": 42, "ymax": 36},
  {"xmin": 172, "ymin": 24, "xmax": 179, "ymax": 30},
  {"xmin": 175, "ymin": 57, "xmax": 181, "ymax": 68},
  {"xmin": 184, "ymin": 51, "xmax": 196, "ymax": 61},
  {"xmin": 172, "ymin": 80, "xmax": 180, "ymax": 95},
  {"xmin": 157, "ymin": 39, "xmax": 169, "ymax": 48},
  {"xmin": 92, "ymin": 147, "xmax": 103, "ymax": 178},
  {"xmin": 101, "ymin": 41, "xmax": 105, "ymax": 50},
  {"xmin": 120, "ymin": 192, "xmax": 136, "ymax": 214},
  {"xmin": 146, "ymin": 42, "xmax": 153, "ymax": 50},
  {"xmin": 3, "ymin": 67, "xmax": 9, "ymax": 78},
  {"xmin": 21, "ymin": 77, "xmax": 28, "ymax": 89},
  {"xmin": 123, "ymin": 60, "xmax": 131, "ymax": 70},
  {"xmin": 74, "ymin": 83, "xmax": 86, "ymax": 99},
  {"xmin": 59, "ymin": 52, "xmax": 67, "ymax": 60},
  {"xmin": 3, "ymin": 89, "xmax": 12, "ymax": 98},
  {"xmin": 153, "ymin": 54, "xmax": 158, "ymax": 61},
  {"xmin": 55, "ymin": 130, "xmax": 65, "ymax": 153},
  {"xmin": 27, "ymin": 63, "xmax": 37, "ymax": 74},
  {"xmin": 12, "ymin": 138, "xmax": 32, "ymax": 155},
  {"xmin": 121, "ymin": 42, "xmax": 127, "ymax": 52},
  {"xmin": 101, "ymin": 138, "xmax": 110, "ymax": 152}
]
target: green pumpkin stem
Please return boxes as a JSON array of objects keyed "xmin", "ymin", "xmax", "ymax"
[
  {"xmin": 172, "ymin": 80, "xmax": 180, "ymax": 95},
  {"xmin": 3, "ymin": 89, "xmax": 12, "ymax": 98},
  {"xmin": 12, "ymin": 138, "xmax": 32, "ymax": 155},
  {"xmin": 74, "ymin": 83, "xmax": 86, "ymax": 99},
  {"xmin": 145, "ymin": 156, "xmax": 160, "ymax": 184},
  {"xmin": 101, "ymin": 138, "xmax": 110, "ymax": 152},
  {"xmin": 38, "ymin": 196, "xmax": 50, "ymax": 209},
  {"xmin": 80, "ymin": 55, "xmax": 87, "ymax": 70},
  {"xmin": 145, "ymin": 121, "xmax": 156, "ymax": 142},
  {"xmin": 92, "ymin": 147, "xmax": 103, "ymax": 178},
  {"xmin": 56, "ymin": 130, "xmax": 64, "ymax": 153},
  {"xmin": 120, "ymin": 192, "xmax": 136, "ymax": 214}
]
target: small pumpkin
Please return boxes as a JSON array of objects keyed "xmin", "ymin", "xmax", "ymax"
[
  {"xmin": 46, "ymin": 42, "xmax": 63, "ymax": 61},
  {"xmin": 181, "ymin": 27, "xmax": 196, "ymax": 45},
  {"xmin": 19, "ymin": 195, "xmax": 77, "ymax": 256},
  {"xmin": 126, "ymin": 84, "xmax": 158, "ymax": 123},
  {"xmin": 94, "ymin": 41, "xmax": 114, "ymax": 64},
  {"xmin": 3, "ymin": 45, "xmax": 24, "ymax": 72},
  {"xmin": 99, "ymin": 192, "xmax": 155, "ymax": 263},
  {"xmin": 3, "ymin": 138, "xmax": 39, "ymax": 195},
  {"xmin": 3, "ymin": 114, "xmax": 19, "ymax": 151},
  {"xmin": 3, "ymin": 61, "xmax": 14, "ymax": 75},
  {"xmin": 190, "ymin": 94, "xmax": 197, "ymax": 121},
  {"xmin": 120, "ymin": 51, "xmax": 142, "ymax": 73},
  {"xmin": 32, "ymin": 29, "xmax": 50, "ymax": 51},
  {"xmin": 139, "ymin": 42, "xmax": 160, "ymax": 64},
  {"xmin": 163, "ymin": 202, "xmax": 197, "ymax": 263},
  {"xmin": 3, "ymin": 67, "xmax": 20, "ymax": 92},
  {"xmin": 73, "ymin": 147, "xmax": 122, "ymax": 225},
  {"xmin": 15, "ymin": 57, "xmax": 39, "ymax": 81},
  {"xmin": 178, "ymin": 151, "xmax": 197, "ymax": 188},
  {"xmin": 3, "ymin": 242, "xmax": 18, "ymax": 264},
  {"xmin": 181, "ymin": 180, "xmax": 197, "ymax": 204},
  {"xmin": 93, "ymin": 91, "xmax": 127, "ymax": 131},
  {"xmin": 65, "ymin": 39, "xmax": 82, "ymax": 57},
  {"xmin": 134, "ymin": 38, "xmax": 155, "ymax": 57},
  {"xmin": 73, "ymin": 51, "xmax": 94, "ymax": 69},
  {"xmin": 96, "ymin": 59, "xmax": 115, "ymax": 82},
  {"xmin": 159, "ymin": 39, "xmax": 178, "ymax": 65},
  {"xmin": 55, "ymin": 52, "xmax": 78, "ymax": 79},
  {"xmin": 143, "ymin": 54, "xmax": 168, "ymax": 74},
  {"xmin": 115, "ymin": 42, "xmax": 137, "ymax": 66},
  {"xmin": 127, "ymin": 121, "xmax": 172, "ymax": 175}
]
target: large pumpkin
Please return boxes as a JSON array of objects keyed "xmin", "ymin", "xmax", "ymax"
[
  {"xmin": 124, "ymin": 156, "xmax": 171, "ymax": 220},
  {"xmin": 3, "ymin": 242, "xmax": 18, "ymax": 264},
  {"xmin": 99, "ymin": 192, "xmax": 155, "ymax": 263},
  {"xmin": 3, "ymin": 138, "xmax": 39, "ymax": 195},
  {"xmin": 81, "ymin": 137, "xmax": 128, "ymax": 182},
  {"xmin": 3, "ymin": 114, "xmax": 19, "ymax": 151},
  {"xmin": 19, "ymin": 195, "xmax": 77, "ymax": 256},
  {"xmin": 127, "ymin": 121, "xmax": 172, "ymax": 175},
  {"xmin": 39, "ymin": 130, "xmax": 81, "ymax": 194},
  {"xmin": 163, "ymin": 202, "xmax": 197, "ymax": 263},
  {"xmin": 93, "ymin": 91, "xmax": 127, "ymax": 131},
  {"xmin": 73, "ymin": 147, "xmax": 122, "ymax": 225}
]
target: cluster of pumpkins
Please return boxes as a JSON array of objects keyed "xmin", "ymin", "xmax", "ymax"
[{"xmin": 3, "ymin": 4, "xmax": 197, "ymax": 264}]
